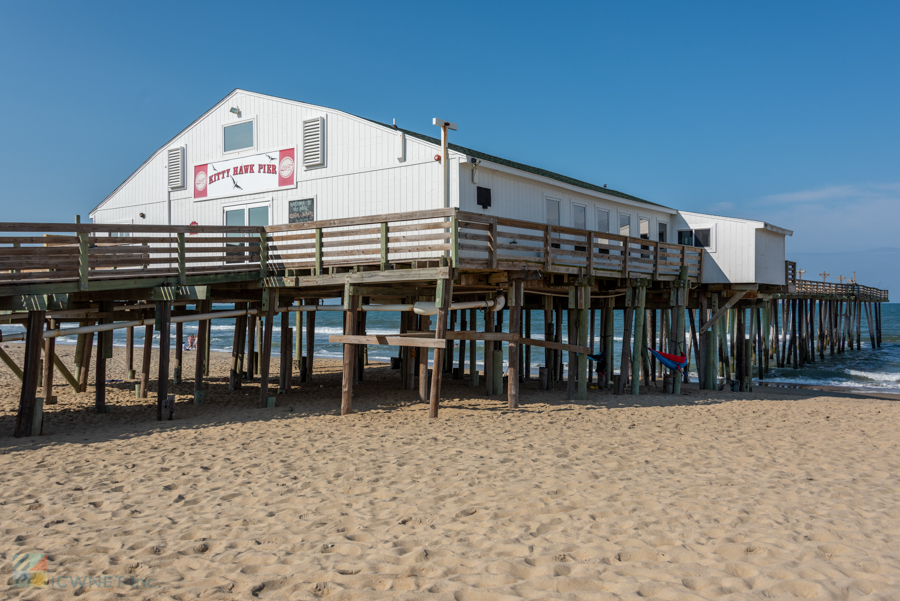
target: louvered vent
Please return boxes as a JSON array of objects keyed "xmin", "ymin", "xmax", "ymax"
[
  {"xmin": 302, "ymin": 117, "xmax": 325, "ymax": 168},
  {"xmin": 167, "ymin": 147, "xmax": 185, "ymax": 189}
]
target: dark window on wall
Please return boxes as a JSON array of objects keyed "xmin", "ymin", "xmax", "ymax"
[
  {"xmin": 678, "ymin": 228, "xmax": 711, "ymax": 249},
  {"xmin": 694, "ymin": 228, "xmax": 711, "ymax": 248},
  {"xmin": 476, "ymin": 186, "xmax": 492, "ymax": 209},
  {"xmin": 658, "ymin": 222, "xmax": 667, "ymax": 242},
  {"xmin": 678, "ymin": 230, "xmax": 694, "ymax": 246}
]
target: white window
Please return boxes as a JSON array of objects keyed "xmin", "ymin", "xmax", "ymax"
[
  {"xmin": 573, "ymin": 204, "xmax": 586, "ymax": 230},
  {"xmin": 303, "ymin": 117, "xmax": 325, "ymax": 168},
  {"xmin": 658, "ymin": 221, "xmax": 668, "ymax": 242},
  {"xmin": 597, "ymin": 209, "xmax": 610, "ymax": 233},
  {"xmin": 546, "ymin": 197, "xmax": 560, "ymax": 226},
  {"xmin": 639, "ymin": 217, "xmax": 650, "ymax": 240},
  {"xmin": 619, "ymin": 212, "xmax": 631, "ymax": 237},
  {"xmin": 223, "ymin": 118, "xmax": 256, "ymax": 154}
]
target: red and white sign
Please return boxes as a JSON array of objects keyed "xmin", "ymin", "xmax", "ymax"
[{"xmin": 194, "ymin": 148, "xmax": 295, "ymax": 200}]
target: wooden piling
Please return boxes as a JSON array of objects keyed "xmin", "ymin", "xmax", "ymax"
[
  {"xmin": 567, "ymin": 301, "xmax": 577, "ymax": 401},
  {"xmin": 295, "ymin": 301, "xmax": 303, "ymax": 371},
  {"xmin": 508, "ymin": 278, "xmax": 523, "ymax": 409},
  {"xmin": 230, "ymin": 309, "xmax": 245, "ymax": 391},
  {"xmin": 791, "ymin": 300, "xmax": 799, "ymax": 369},
  {"xmin": 247, "ymin": 311, "xmax": 257, "ymax": 380},
  {"xmin": 280, "ymin": 306, "xmax": 292, "ymax": 393},
  {"xmin": 429, "ymin": 278, "xmax": 453, "ymax": 418},
  {"xmin": 469, "ymin": 308, "xmax": 479, "ymax": 387},
  {"xmin": 203, "ymin": 315, "xmax": 212, "ymax": 377},
  {"xmin": 672, "ymin": 267, "xmax": 688, "ymax": 394},
  {"xmin": 140, "ymin": 323, "xmax": 153, "ymax": 398},
  {"xmin": 157, "ymin": 301, "xmax": 172, "ymax": 420},
  {"xmin": 705, "ymin": 293, "xmax": 719, "ymax": 390},
  {"xmin": 485, "ymin": 298, "xmax": 495, "ymax": 395},
  {"xmin": 306, "ymin": 299, "xmax": 316, "ymax": 381},
  {"xmin": 259, "ymin": 290, "xmax": 276, "ymax": 409},
  {"xmin": 171, "ymin": 321, "xmax": 181, "ymax": 384},
  {"xmin": 341, "ymin": 289, "xmax": 358, "ymax": 415},
  {"xmin": 458, "ymin": 307, "xmax": 467, "ymax": 380},
  {"xmin": 602, "ymin": 302, "xmax": 614, "ymax": 388},
  {"xmin": 630, "ymin": 286, "xmax": 646, "ymax": 396},
  {"xmin": 194, "ymin": 300, "xmax": 210, "ymax": 404},
  {"xmin": 78, "ymin": 329, "xmax": 94, "ymax": 393},
  {"xmin": 542, "ymin": 296, "xmax": 553, "ymax": 390},
  {"xmin": 577, "ymin": 286, "xmax": 590, "ymax": 400},
  {"xmin": 649, "ymin": 309, "xmax": 657, "ymax": 381},
  {"xmin": 419, "ymin": 309, "xmax": 431, "ymax": 402},
  {"xmin": 14, "ymin": 310, "xmax": 45, "ymax": 438},
  {"xmin": 126, "ymin": 326, "xmax": 135, "ymax": 379},
  {"xmin": 42, "ymin": 319, "xmax": 56, "ymax": 405},
  {"xmin": 876, "ymin": 302, "xmax": 882, "ymax": 348},
  {"xmin": 618, "ymin": 303, "xmax": 633, "ymax": 396},
  {"xmin": 96, "ymin": 302, "xmax": 113, "ymax": 414}
]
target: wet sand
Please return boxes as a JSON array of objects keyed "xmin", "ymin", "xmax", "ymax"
[{"xmin": 1, "ymin": 344, "xmax": 899, "ymax": 599}]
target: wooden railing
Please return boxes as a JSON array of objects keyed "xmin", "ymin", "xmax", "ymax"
[
  {"xmin": 0, "ymin": 209, "xmax": 702, "ymax": 293},
  {"xmin": 793, "ymin": 279, "xmax": 889, "ymax": 302}
]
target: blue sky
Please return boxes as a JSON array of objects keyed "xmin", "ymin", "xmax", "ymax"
[{"xmin": 3, "ymin": 2, "xmax": 898, "ymax": 267}]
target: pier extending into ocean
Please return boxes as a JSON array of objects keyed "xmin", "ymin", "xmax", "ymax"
[{"xmin": 0, "ymin": 209, "xmax": 888, "ymax": 437}]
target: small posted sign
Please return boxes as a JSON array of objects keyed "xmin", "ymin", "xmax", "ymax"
[{"xmin": 288, "ymin": 199, "xmax": 315, "ymax": 224}]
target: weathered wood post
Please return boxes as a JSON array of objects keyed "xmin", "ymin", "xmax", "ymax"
[
  {"xmin": 469, "ymin": 308, "xmax": 479, "ymax": 387},
  {"xmin": 78, "ymin": 329, "xmax": 94, "ymax": 393},
  {"xmin": 525, "ymin": 308, "xmax": 532, "ymax": 381},
  {"xmin": 341, "ymin": 285, "xmax": 358, "ymax": 415},
  {"xmin": 96, "ymin": 302, "xmax": 113, "ymax": 414},
  {"xmin": 757, "ymin": 308, "xmax": 764, "ymax": 381},
  {"xmin": 74, "ymin": 327, "xmax": 86, "ymax": 387},
  {"xmin": 14, "ymin": 310, "xmax": 46, "ymax": 438},
  {"xmin": 194, "ymin": 300, "xmax": 210, "ymax": 404},
  {"xmin": 174, "ymin": 321, "xmax": 183, "ymax": 385},
  {"xmin": 42, "ymin": 319, "xmax": 57, "ymax": 405},
  {"xmin": 157, "ymin": 301, "xmax": 172, "ymax": 420},
  {"xmin": 618, "ymin": 288, "xmax": 634, "ymax": 395},
  {"xmin": 576, "ymin": 284, "xmax": 590, "ymax": 400},
  {"xmin": 280, "ymin": 303, "xmax": 292, "ymax": 394},
  {"xmin": 419, "ymin": 309, "xmax": 431, "ymax": 402},
  {"xmin": 791, "ymin": 299, "xmax": 800, "ymax": 369},
  {"xmin": 458, "ymin": 307, "xmax": 467, "ymax": 379},
  {"xmin": 305, "ymin": 299, "xmax": 316, "ymax": 381},
  {"xmin": 141, "ymin": 322, "xmax": 153, "ymax": 398},
  {"xmin": 630, "ymin": 285, "xmax": 646, "ymax": 396},
  {"xmin": 294, "ymin": 300, "xmax": 303, "ymax": 370},
  {"xmin": 602, "ymin": 300, "xmax": 614, "ymax": 388},
  {"xmin": 229, "ymin": 307, "xmax": 245, "ymax": 391},
  {"xmin": 672, "ymin": 266, "xmax": 688, "ymax": 394},
  {"xmin": 429, "ymin": 278, "xmax": 453, "ymax": 418},
  {"xmin": 485, "ymin": 295, "xmax": 495, "ymax": 395},
  {"xmin": 247, "ymin": 310, "xmax": 257, "ymax": 380},
  {"xmin": 203, "ymin": 314, "xmax": 212, "ymax": 378},
  {"xmin": 649, "ymin": 309, "xmax": 657, "ymax": 381},
  {"xmin": 542, "ymin": 295, "xmax": 553, "ymax": 390},
  {"xmin": 126, "ymin": 326, "xmax": 135, "ymax": 379},
  {"xmin": 259, "ymin": 289, "xmax": 276, "ymax": 408},
  {"xmin": 588, "ymin": 307, "xmax": 595, "ymax": 384},
  {"xmin": 698, "ymin": 294, "xmax": 708, "ymax": 390},
  {"xmin": 705, "ymin": 293, "xmax": 719, "ymax": 390},
  {"xmin": 567, "ymin": 295, "xmax": 577, "ymax": 401},
  {"xmin": 876, "ymin": 302, "xmax": 882, "ymax": 348},
  {"xmin": 508, "ymin": 278, "xmax": 523, "ymax": 409}
]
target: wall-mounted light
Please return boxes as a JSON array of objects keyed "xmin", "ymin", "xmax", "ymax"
[
  {"xmin": 139, "ymin": 213, "xmax": 146, "ymax": 219},
  {"xmin": 230, "ymin": 107, "xmax": 241, "ymax": 117}
]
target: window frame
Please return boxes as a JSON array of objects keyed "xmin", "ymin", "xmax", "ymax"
[
  {"xmin": 677, "ymin": 224, "xmax": 716, "ymax": 252},
  {"xmin": 658, "ymin": 221, "xmax": 668, "ymax": 243},
  {"xmin": 222, "ymin": 116, "xmax": 258, "ymax": 155}
]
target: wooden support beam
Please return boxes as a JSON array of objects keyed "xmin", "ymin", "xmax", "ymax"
[
  {"xmin": 78, "ymin": 328, "xmax": 94, "ymax": 393},
  {"xmin": 631, "ymin": 286, "xmax": 646, "ymax": 396},
  {"xmin": 518, "ymin": 337, "xmax": 589, "ymax": 354},
  {"xmin": 698, "ymin": 289, "xmax": 748, "ymax": 335},
  {"xmin": 429, "ymin": 278, "xmax": 453, "ymax": 418},
  {"xmin": 576, "ymin": 286, "xmax": 589, "ymax": 401},
  {"xmin": 602, "ymin": 303, "xmax": 614, "ymax": 388},
  {"xmin": 247, "ymin": 310, "xmax": 257, "ymax": 379},
  {"xmin": 52, "ymin": 353, "xmax": 78, "ymax": 393},
  {"xmin": 42, "ymin": 320, "xmax": 56, "ymax": 405},
  {"xmin": 280, "ymin": 305, "xmax": 292, "ymax": 393},
  {"xmin": 341, "ymin": 290, "xmax": 358, "ymax": 415},
  {"xmin": 157, "ymin": 301, "xmax": 172, "ymax": 420},
  {"xmin": 95, "ymin": 302, "xmax": 113, "ymax": 414},
  {"xmin": 508, "ymin": 278, "xmax": 523, "ymax": 409},
  {"xmin": 174, "ymin": 321, "xmax": 183, "ymax": 384},
  {"xmin": 618, "ymin": 306, "xmax": 633, "ymax": 395},
  {"xmin": 329, "ymin": 334, "xmax": 447, "ymax": 348},
  {"xmin": 259, "ymin": 289, "xmax": 276, "ymax": 408},
  {"xmin": 469, "ymin": 308, "xmax": 479, "ymax": 387},
  {"xmin": 484, "ymin": 299, "xmax": 495, "ymax": 395},
  {"xmin": 0, "ymin": 345, "xmax": 23, "ymax": 381},
  {"xmin": 229, "ymin": 307, "xmax": 245, "ymax": 391},
  {"xmin": 140, "ymin": 323, "xmax": 153, "ymax": 398},
  {"xmin": 672, "ymin": 267, "xmax": 688, "ymax": 394},
  {"xmin": 14, "ymin": 310, "xmax": 46, "ymax": 437},
  {"xmin": 194, "ymin": 299, "xmax": 210, "ymax": 403},
  {"xmin": 305, "ymin": 299, "xmax": 316, "ymax": 382},
  {"xmin": 125, "ymin": 326, "xmax": 135, "ymax": 379},
  {"xmin": 458, "ymin": 307, "xmax": 467, "ymax": 380}
]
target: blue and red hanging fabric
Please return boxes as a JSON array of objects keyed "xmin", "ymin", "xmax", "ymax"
[{"xmin": 648, "ymin": 348, "xmax": 688, "ymax": 373}]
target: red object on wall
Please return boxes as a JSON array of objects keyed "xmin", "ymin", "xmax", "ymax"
[
  {"xmin": 189, "ymin": 221, "xmax": 199, "ymax": 235},
  {"xmin": 193, "ymin": 165, "xmax": 208, "ymax": 199},
  {"xmin": 278, "ymin": 149, "xmax": 295, "ymax": 187}
]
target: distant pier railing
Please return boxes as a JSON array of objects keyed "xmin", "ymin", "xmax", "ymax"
[{"xmin": 784, "ymin": 261, "xmax": 888, "ymax": 302}]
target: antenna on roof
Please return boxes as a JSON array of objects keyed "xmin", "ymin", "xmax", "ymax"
[{"xmin": 393, "ymin": 118, "xmax": 397, "ymax": 129}]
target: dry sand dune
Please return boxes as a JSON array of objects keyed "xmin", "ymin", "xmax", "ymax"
[{"xmin": 1, "ymin": 344, "xmax": 899, "ymax": 600}]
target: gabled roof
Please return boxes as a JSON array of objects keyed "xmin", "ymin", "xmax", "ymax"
[
  {"xmin": 94, "ymin": 89, "xmax": 669, "ymax": 215},
  {"xmin": 367, "ymin": 120, "xmax": 668, "ymax": 209}
]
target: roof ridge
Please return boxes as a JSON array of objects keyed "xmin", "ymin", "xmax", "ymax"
[{"xmin": 368, "ymin": 119, "xmax": 667, "ymax": 209}]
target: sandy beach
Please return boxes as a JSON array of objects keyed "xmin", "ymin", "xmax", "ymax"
[{"xmin": 1, "ymin": 344, "xmax": 899, "ymax": 599}]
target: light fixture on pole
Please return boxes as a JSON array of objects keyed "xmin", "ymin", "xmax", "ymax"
[
  {"xmin": 432, "ymin": 118, "xmax": 457, "ymax": 210},
  {"xmin": 230, "ymin": 107, "xmax": 242, "ymax": 117}
]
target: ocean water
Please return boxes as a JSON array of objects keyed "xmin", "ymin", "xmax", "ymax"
[{"xmin": 3, "ymin": 303, "xmax": 897, "ymax": 391}]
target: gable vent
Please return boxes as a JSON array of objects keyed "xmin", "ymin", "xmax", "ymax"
[
  {"xmin": 166, "ymin": 146, "xmax": 185, "ymax": 189},
  {"xmin": 302, "ymin": 117, "xmax": 325, "ymax": 168}
]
